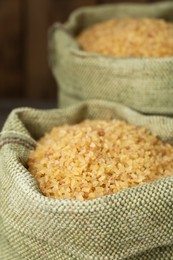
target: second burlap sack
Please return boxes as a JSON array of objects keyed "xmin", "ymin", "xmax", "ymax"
[{"xmin": 49, "ymin": 1, "xmax": 173, "ymax": 114}]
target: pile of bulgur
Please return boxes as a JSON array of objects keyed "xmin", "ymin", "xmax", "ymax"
[
  {"xmin": 77, "ymin": 18, "xmax": 173, "ymax": 58},
  {"xmin": 27, "ymin": 120, "xmax": 173, "ymax": 200}
]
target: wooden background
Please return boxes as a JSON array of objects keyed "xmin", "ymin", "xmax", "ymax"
[{"xmin": 0, "ymin": 0, "xmax": 168, "ymax": 101}]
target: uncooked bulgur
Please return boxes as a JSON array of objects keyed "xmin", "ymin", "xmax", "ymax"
[
  {"xmin": 27, "ymin": 120, "xmax": 173, "ymax": 200},
  {"xmin": 77, "ymin": 18, "xmax": 173, "ymax": 58}
]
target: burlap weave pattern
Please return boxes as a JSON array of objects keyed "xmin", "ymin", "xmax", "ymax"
[
  {"xmin": 49, "ymin": 1, "xmax": 173, "ymax": 114},
  {"xmin": 1, "ymin": 100, "xmax": 173, "ymax": 259}
]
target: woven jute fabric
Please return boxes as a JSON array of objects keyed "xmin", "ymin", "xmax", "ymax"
[
  {"xmin": 1, "ymin": 100, "xmax": 173, "ymax": 259},
  {"xmin": 49, "ymin": 1, "xmax": 173, "ymax": 114}
]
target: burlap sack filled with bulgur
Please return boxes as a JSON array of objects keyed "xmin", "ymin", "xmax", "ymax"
[
  {"xmin": 1, "ymin": 100, "xmax": 173, "ymax": 259},
  {"xmin": 49, "ymin": 1, "xmax": 173, "ymax": 114}
]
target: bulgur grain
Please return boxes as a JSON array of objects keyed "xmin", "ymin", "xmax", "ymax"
[
  {"xmin": 27, "ymin": 120, "xmax": 173, "ymax": 200},
  {"xmin": 77, "ymin": 18, "xmax": 173, "ymax": 58}
]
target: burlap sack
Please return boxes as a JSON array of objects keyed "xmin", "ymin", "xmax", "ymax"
[
  {"xmin": 1, "ymin": 100, "xmax": 173, "ymax": 259},
  {"xmin": 49, "ymin": 1, "xmax": 173, "ymax": 114}
]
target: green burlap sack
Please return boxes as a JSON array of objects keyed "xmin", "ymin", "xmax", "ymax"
[
  {"xmin": 49, "ymin": 1, "xmax": 173, "ymax": 114},
  {"xmin": 1, "ymin": 100, "xmax": 173, "ymax": 259}
]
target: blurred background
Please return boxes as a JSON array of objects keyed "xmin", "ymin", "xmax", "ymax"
[{"xmin": 0, "ymin": 0, "xmax": 168, "ymax": 127}]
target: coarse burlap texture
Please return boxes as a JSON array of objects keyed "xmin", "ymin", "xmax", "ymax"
[
  {"xmin": 1, "ymin": 100, "xmax": 173, "ymax": 260},
  {"xmin": 49, "ymin": 1, "xmax": 173, "ymax": 114}
]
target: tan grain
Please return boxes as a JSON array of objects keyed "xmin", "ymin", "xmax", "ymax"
[
  {"xmin": 77, "ymin": 18, "xmax": 173, "ymax": 58},
  {"xmin": 28, "ymin": 119, "xmax": 173, "ymax": 200}
]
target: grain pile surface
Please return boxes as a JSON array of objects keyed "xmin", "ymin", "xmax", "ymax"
[
  {"xmin": 28, "ymin": 120, "xmax": 173, "ymax": 200},
  {"xmin": 77, "ymin": 18, "xmax": 173, "ymax": 58}
]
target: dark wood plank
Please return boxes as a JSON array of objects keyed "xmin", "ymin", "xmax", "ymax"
[
  {"xmin": 24, "ymin": 0, "xmax": 56, "ymax": 99},
  {"xmin": 50, "ymin": 0, "xmax": 97, "ymax": 23},
  {"xmin": 0, "ymin": 0, "xmax": 22, "ymax": 97}
]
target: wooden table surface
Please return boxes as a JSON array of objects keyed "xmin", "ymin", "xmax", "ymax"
[{"xmin": 0, "ymin": 99, "xmax": 57, "ymax": 130}]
